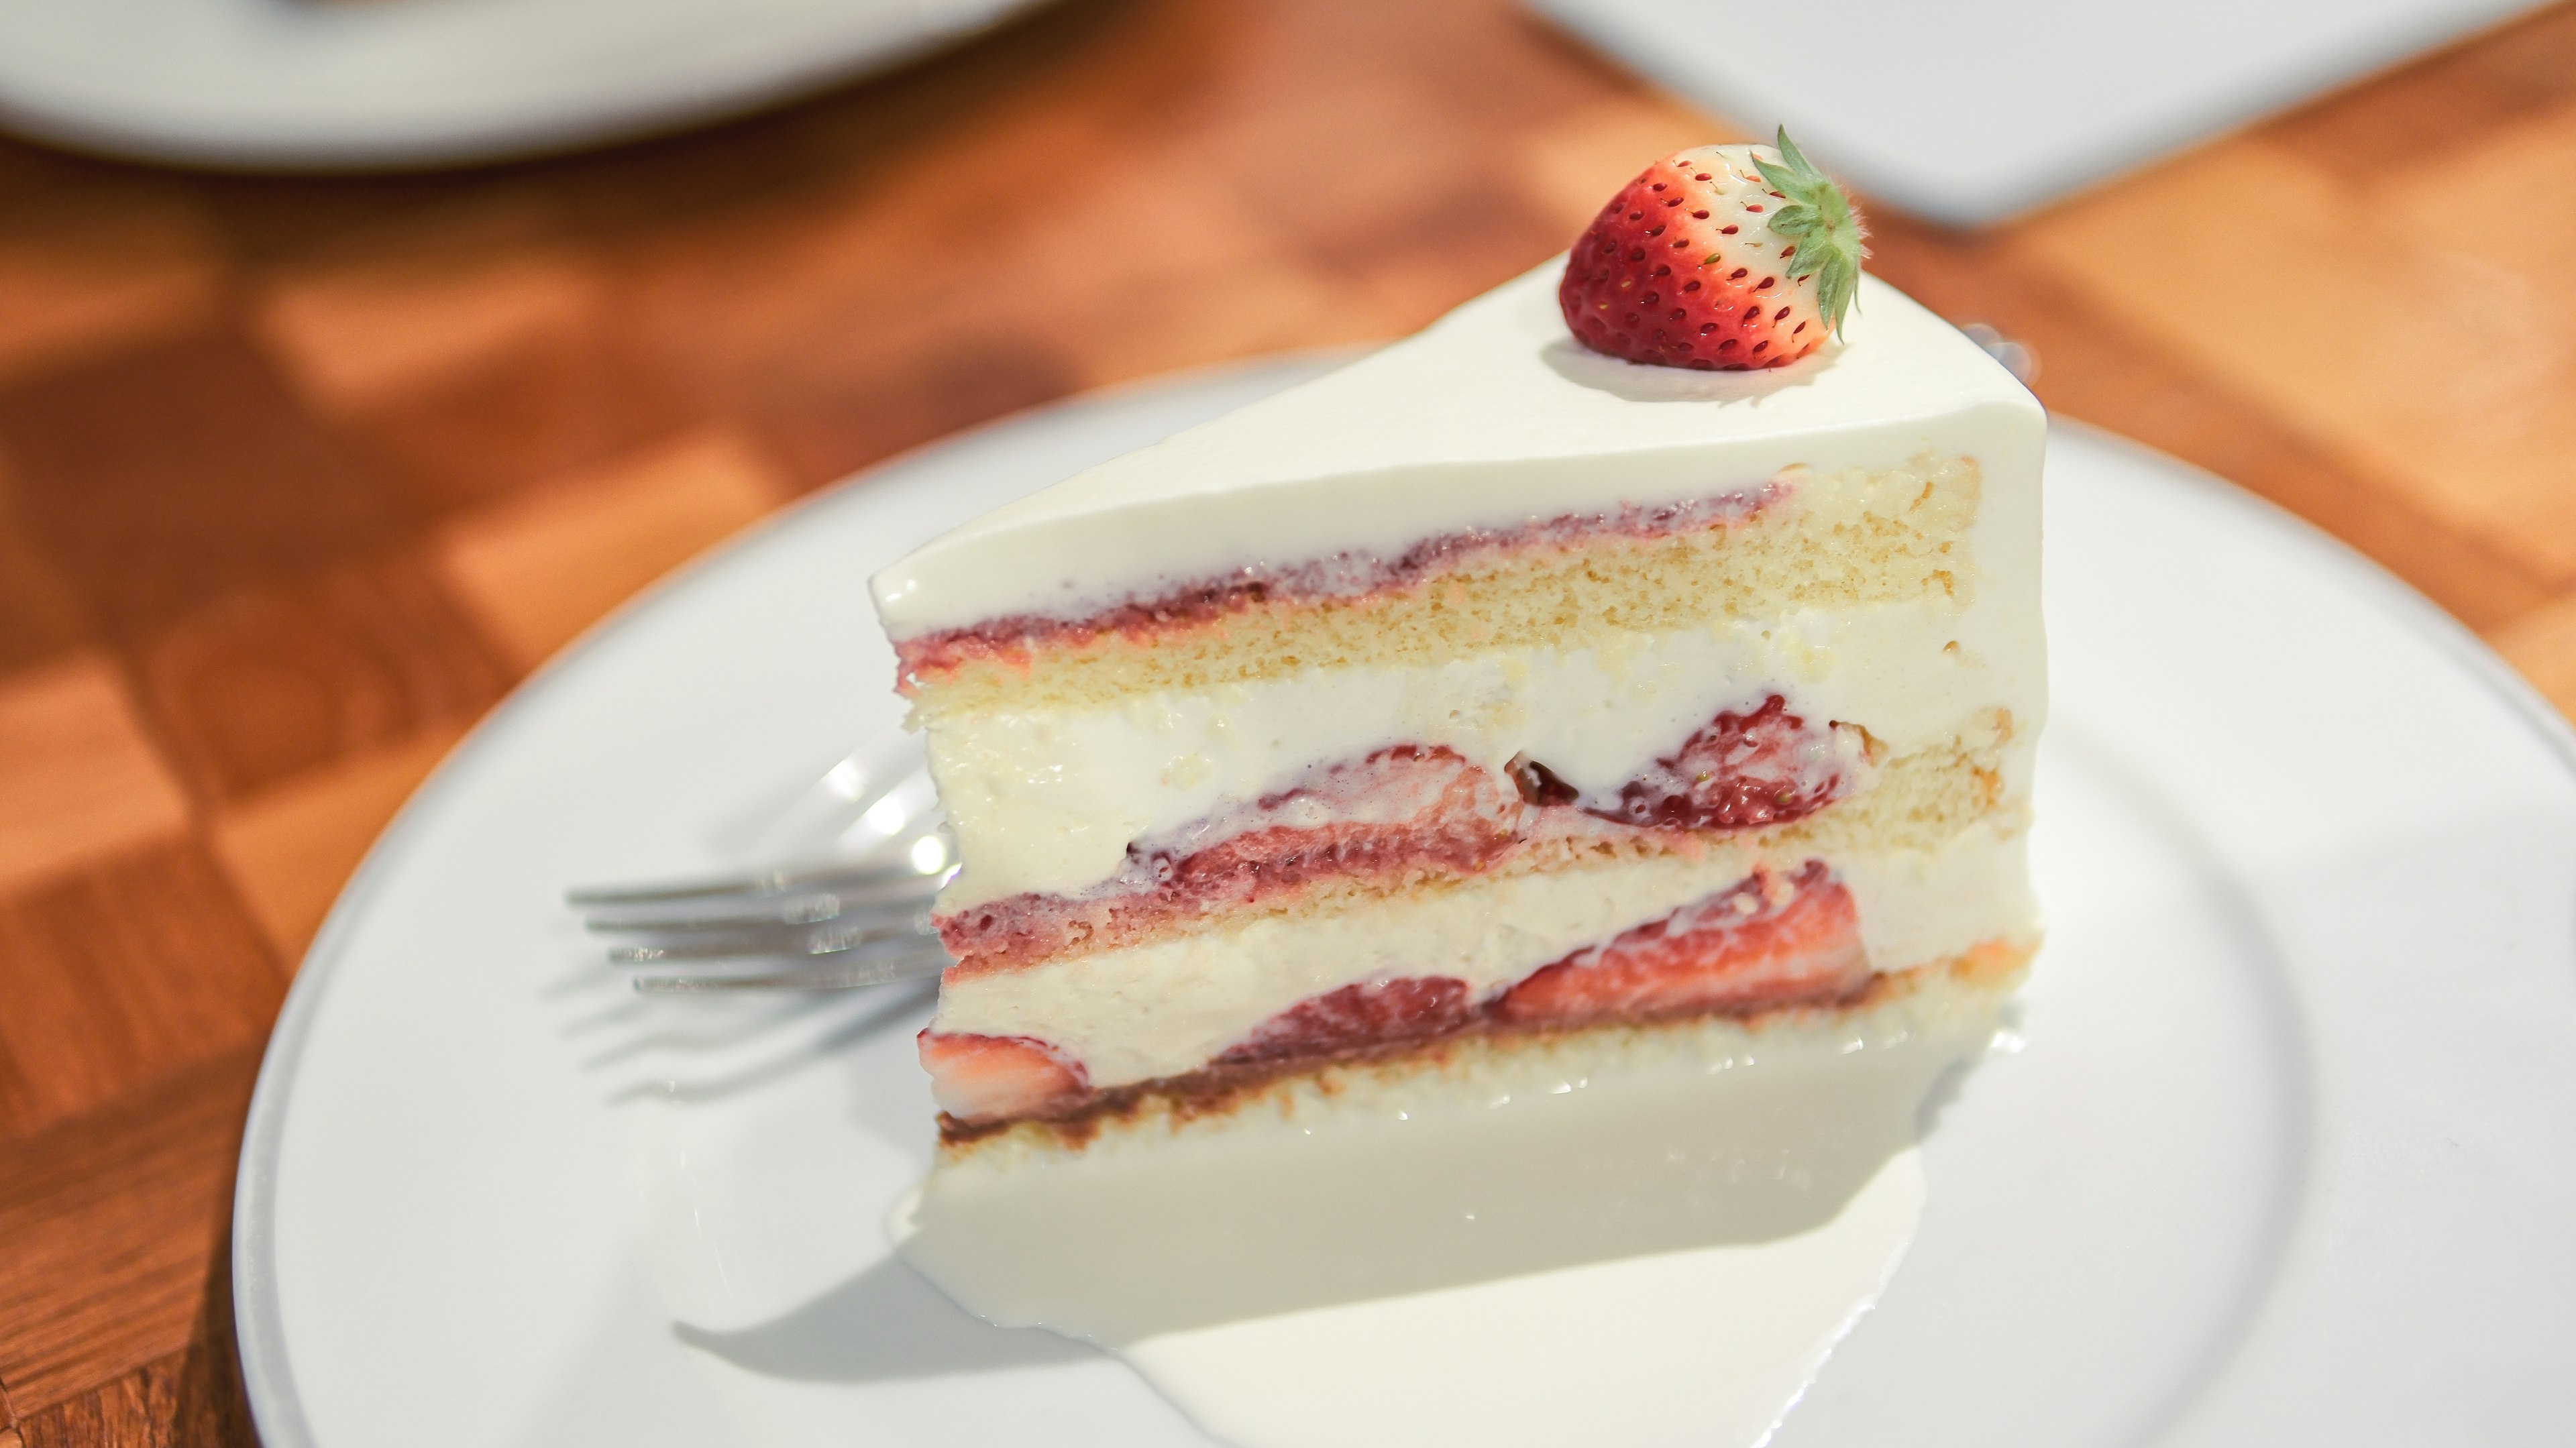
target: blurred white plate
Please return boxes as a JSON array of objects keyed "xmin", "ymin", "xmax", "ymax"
[
  {"xmin": 1531, "ymin": 0, "xmax": 2553, "ymax": 224},
  {"xmin": 0, "ymin": 0, "xmax": 1053, "ymax": 170},
  {"xmin": 233, "ymin": 355, "xmax": 2576, "ymax": 1446}
]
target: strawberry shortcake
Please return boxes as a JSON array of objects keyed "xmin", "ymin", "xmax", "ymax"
[{"xmin": 873, "ymin": 134, "xmax": 2046, "ymax": 1159}]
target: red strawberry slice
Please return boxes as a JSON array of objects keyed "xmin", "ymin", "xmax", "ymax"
[
  {"xmin": 1161, "ymin": 746, "xmax": 1519, "ymax": 897},
  {"xmin": 1589, "ymin": 695, "xmax": 1852, "ymax": 831},
  {"xmin": 1559, "ymin": 127, "xmax": 1866, "ymax": 371},
  {"xmin": 1495, "ymin": 861, "xmax": 1868, "ymax": 1028},
  {"xmin": 918, "ymin": 1030, "xmax": 1090, "ymax": 1123},
  {"xmin": 1216, "ymin": 976, "xmax": 1477, "ymax": 1066},
  {"xmin": 938, "ymin": 746, "xmax": 1520, "ymax": 975}
]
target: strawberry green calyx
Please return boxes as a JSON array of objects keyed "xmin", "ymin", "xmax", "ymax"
[{"xmin": 1751, "ymin": 126, "xmax": 1868, "ymax": 339}]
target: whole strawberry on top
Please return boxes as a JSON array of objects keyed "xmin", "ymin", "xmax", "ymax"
[{"xmin": 1560, "ymin": 127, "xmax": 1867, "ymax": 371}]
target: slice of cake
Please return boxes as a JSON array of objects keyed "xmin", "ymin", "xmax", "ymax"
[{"xmin": 872, "ymin": 135, "xmax": 2043, "ymax": 1158}]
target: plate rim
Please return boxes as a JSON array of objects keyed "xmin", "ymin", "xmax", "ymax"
[
  {"xmin": 0, "ymin": 0, "xmax": 1059, "ymax": 171},
  {"xmin": 227, "ymin": 351, "xmax": 1351, "ymax": 1448},
  {"xmin": 227, "ymin": 370, "xmax": 2576, "ymax": 1448}
]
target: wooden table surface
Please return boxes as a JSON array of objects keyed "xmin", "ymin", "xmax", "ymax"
[{"xmin": 5, "ymin": 1, "xmax": 2576, "ymax": 1441}]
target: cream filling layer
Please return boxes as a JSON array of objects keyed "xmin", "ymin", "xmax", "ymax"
[
  {"xmin": 932, "ymin": 824, "xmax": 2037, "ymax": 1092},
  {"xmin": 929, "ymin": 592, "xmax": 2043, "ymax": 909}
]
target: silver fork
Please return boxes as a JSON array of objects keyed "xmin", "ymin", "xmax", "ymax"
[{"xmin": 567, "ymin": 735, "xmax": 958, "ymax": 993}]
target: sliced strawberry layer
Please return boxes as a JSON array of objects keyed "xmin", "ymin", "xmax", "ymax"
[
  {"xmin": 1159, "ymin": 745, "xmax": 1519, "ymax": 892},
  {"xmin": 1589, "ymin": 695, "xmax": 1849, "ymax": 831},
  {"xmin": 1495, "ymin": 861, "xmax": 1867, "ymax": 1028},
  {"xmin": 939, "ymin": 746, "xmax": 1519, "ymax": 975},
  {"xmin": 918, "ymin": 1031, "xmax": 1091, "ymax": 1124},
  {"xmin": 1216, "ymin": 976, "xmax": 1477, "ymax": 1066},
  {"xmin": 938, "ymin": 702, "xmax": 1854, "ymax": 977},
  {"xmin": 894, "ymin": 487, "xmax": 1779, "ymax": 685},
  {"xmin": 934, "ymin": 860, "xmax": 1875, "ymax": 1131}
]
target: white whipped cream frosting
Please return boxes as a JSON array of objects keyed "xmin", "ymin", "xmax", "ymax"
[{"xmin": 871, "ymin": 264, "xmax": 2042, "ymax": 637}]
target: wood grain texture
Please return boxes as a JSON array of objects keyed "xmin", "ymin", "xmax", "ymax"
[
  {"xmin": 132, "ymin": 552, "xmax": 507, "ymax": 804},
  {"xmin": 256, "ymin": 240, "xmax": 606, "ymax": 412},
  {"xmin": 0, "ymin": 843, "xmax": 281, "ymax": 1140},
  {"xmin": 0, "ymin": 472, "xmax": 93, "ymax": 676},
  {"xmin": 210, "ymin": 722, "xmax": 467, "ymax": 958},
  {"xmin": 3, "ymin": 1, "xmax": 2575, "ymax": 1441},
  {"xmin": 0, "ymin": 331, "xmax": 420, "ymax": 638},
  {"xmin": 0, "ymin": 1047, "xmax": 262, "ymax": 1416},
  {"xmin": 433, "ymin": 427, "xmax": 789, "ymax": 669},
  {"xmin": 0, "ymin": 656, "xmax": 190, "ymax": 896},
  {"xmin": 0, "ymin": 186, "xmax": 221, "ymax": 386}
]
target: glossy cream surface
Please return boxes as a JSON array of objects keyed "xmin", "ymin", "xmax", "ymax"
[
  {"xmin": 900, "ymin": 969, "xmax": 2012, "ymax": 1448},
  {"xmin": 932, "ymin": 827, "xmax": 2036, "ymax": 1091}
]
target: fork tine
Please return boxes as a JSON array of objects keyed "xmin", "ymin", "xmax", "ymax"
[
  {"xmin": 579, "ymin": 877, "xmax": 943, "ymax": 934},
  {"xmin": 569, "ymin": 748, "xmax": 955, "ymax": 991},
  {"xmin": 633, "ymin": 950, "xmax": 949, "ymax": 993},
  {"xmin": 566, "ymin": 856, "xmax": 932, "ymax": 908},
  {"xmin": 606, "ymin": 917, "xmax": 936, "ymax": 964}
]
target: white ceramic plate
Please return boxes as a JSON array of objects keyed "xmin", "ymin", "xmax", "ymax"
[
  {"xmin": 234, "ymin": 355, "xmax": 2576, "ymax": 1447},
  {"xmin": 0, "ymin": 0, "xmax": 1053, "ymax": 170}
]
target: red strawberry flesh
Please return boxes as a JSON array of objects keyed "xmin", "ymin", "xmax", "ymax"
[
  {"xmin": 1587, "ymin": 695, "xmax": 1851, "ymax": 831},
  {"xmin": 1216, "ymin": 976, "xmax": 1478, "ymax": 1066},
  {"xmin": 939, "ymin": 746, "xmax": 1520, "ymax": 975},
  {"xmin": 918, "ymin": 1030, "xmax": 1090, "ymax": 1123},
  {"xmin": 1495, "ymin": 862, "xmax": 1868, "ymax": 1027}
]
